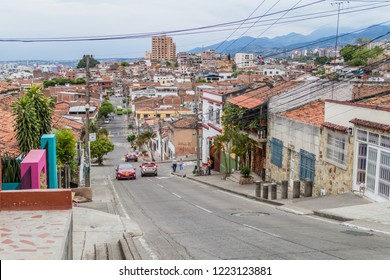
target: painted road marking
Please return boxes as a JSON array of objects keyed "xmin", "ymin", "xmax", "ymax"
[
  {"xmin": 195, "ymin": 205, "xmax": 212, "ymax": 213},
  {"xmin": 243, "ymin": 224, "xmax": 281, "ymax": 238}
]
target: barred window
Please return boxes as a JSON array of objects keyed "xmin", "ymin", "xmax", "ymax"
[
  {"xmin": 326, "ymin": 131, "xmax": 348, "ymax": 167},
  {"xmin": 357, "ymin": 129, "xmax": 367, "ymax": 142},
  {"xmin": 299, "ymin": 150, "xmax": 315, "ymax": 182},
  {"xmin": 270, "ymin": 138, "xmax": 283, "ymax": 168}
]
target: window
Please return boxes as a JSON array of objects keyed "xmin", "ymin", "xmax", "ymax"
[
  {"xmin": 369, "ymin": 132, "xmax": 379, "ymax": 145},
  {"xmin": 326, "ymin": 131, "xmax": 348, "ymax": 167},
  {"xmin": 356, "ymin": 143, "xmax": 367, "ymax": 184},
  {"xmin": 270, "ymin": 138, "xmax": 283, "ymax": 168},
  {"xmin": 379, "ymin": 151, "xmax": 390, "ymax": 199},
  {"xmin": 381, "ymin": 135, "xmax": 390, "ymax": 148},
  {"xmin": 357, "ymin": 129, "xmax": 367, "ymax": 141},
  {"xmin": 208, "ymin": 106, "xmax": 214, "ymax": 122},
  {"xmin": 215, "ymin": 109, "xmax": 220, "ymax": 125},
  {"xmin": 299, "ymin": 150, "xmax": 315, "ymax": 181}
]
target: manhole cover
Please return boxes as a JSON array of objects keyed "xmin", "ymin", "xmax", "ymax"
[
  {"xmin": 341, "ymin": 230, "xmax": 373, "ymax": 237},
  {"xmin": 231, "ymin": 212, "xmax": 270, "ymax": 217}
]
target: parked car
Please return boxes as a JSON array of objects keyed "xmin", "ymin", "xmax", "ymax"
[
  {"xmin": 104, "ymin": 118, "xmax": 110, "ymax": 124},
  {"xmin": 115, "ymin": 164, "xmax": 136, "ymax": 180},
  {"xmin": 125, "ymin": 152, "xmax": 138, "ymax": 162},
  {"xmin": 140, "ymin": 162, "xmax": 158, "ymax": 177}
]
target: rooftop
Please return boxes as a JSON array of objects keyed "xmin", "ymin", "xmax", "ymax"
[{"xmin": 281, "ymin": 100, "xmax": 325, "ymax": 127}]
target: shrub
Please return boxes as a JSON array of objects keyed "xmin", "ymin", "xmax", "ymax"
[{"xmin": 240, "ymin": 166, "xmax": 251, "ymax": 177}]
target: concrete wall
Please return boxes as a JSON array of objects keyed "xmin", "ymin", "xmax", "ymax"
[
  {"xmin": 316, "ymin": 128, "xmax": 355, "ymax": 195},
  {"xmin": 325, "ymin": 102, "xmax": 390, "ymax": 127},
  {"xmin": 267, "ymin": 114, "xmax": 321, "ymax": 190},
  {"xmin": 172, "ymin": 129, "xmax": 197, "ymax": 157}
]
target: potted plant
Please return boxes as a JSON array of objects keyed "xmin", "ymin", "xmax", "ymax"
[
  {"xmin": 239, "ymin": 165, "xmax": 254, "ymax": 185},
  {"xmin": 248, "ymin": 119, "xmax": 259, "ymax": 132},
  {"xmin": 1, "ymin": 153, "xmax": 22, "ymax": 190}
]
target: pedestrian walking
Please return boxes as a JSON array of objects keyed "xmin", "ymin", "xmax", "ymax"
[
  {"xmin": 179, "ymin": 158, "xmax": 184, "ymax": 170},
  {"xmin": 172, "ymin": 158, "xmax": 177, "ymax": 172},
  {"xmin": 207, "ymin": 157, "xmax": 213, "ymax": 175}
]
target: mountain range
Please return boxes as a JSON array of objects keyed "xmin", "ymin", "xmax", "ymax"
[{"xmin": 187, "ymin": 24, "xmax": 390, "ymax": 56}]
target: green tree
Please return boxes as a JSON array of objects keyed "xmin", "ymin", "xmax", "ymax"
[
  {"xmin": 11, "ymin": 85, "xmax": 54, "ymax": 155},
  {"xmin": 137, "ymin": 131, "xmax": 156, "ymax": 161},
  {"xmin": 340, "ymin": 44, "xmax": 384, "ymax": 66},
  {"xmin": 77, "ymin": 55, "xmax": 100, "ymax": 69},
  {"xmin": 25, "ymin": 85, "xmax": 54, "ymax": 137},
  {"xmin": 90, "ymin": 137, "xmax": 114, "ymax": 165},
  {"xmin": 121, "ymin": 62, "xmax": 130, "ymax": 67},
  {"xmin": 314, "ymin": 56, "xmax": 329, "ymax": 65},
  {"xmin": 55, "ymin": 128, "xmax": 77, "ymax": 166},
  {"xmin": 127, "ymin": 134, "xmax": 136, "ymax": 145},
  {"xmin": 97, "ymin": 128, "xmax": 109, "ymax": 138},
  {"xmin": 98, "ymin": 101, "xmax": 115, "ymax": 119},
  {"xmin": 11, "ymin": 96, "xmax": 41, "ymax": 154}
]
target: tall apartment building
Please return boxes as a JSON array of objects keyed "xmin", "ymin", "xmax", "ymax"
[
  {"xmin": 151, "ymin": 36, "xmax": 176, "ymax": 62},
  {"xmin": 234, "ymin": 53, "xmax": 254, "ymax": 68}
]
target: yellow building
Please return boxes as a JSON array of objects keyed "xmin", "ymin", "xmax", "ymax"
[{"xmin": 135, "ymin": 106, "xmax": 194, "ymax": 120}]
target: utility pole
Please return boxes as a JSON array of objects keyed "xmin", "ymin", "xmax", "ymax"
[
  {"xmin": 159, "ymin": 120, "xmax": 163, "ymax": 160},
  {"xmin": 84, "ymin": 55, "xmax": 91, "ymax": 188},
  {"xmin": 330, "ymin": 1, "xmax": 348, "ymax": 99},
  {"xmin": 193, "ymin": 74, "xmax": 201, "ymax": 175},
  {"xmin": 332, "ymin": 1, "xmax": 347, "ymax": 58}
]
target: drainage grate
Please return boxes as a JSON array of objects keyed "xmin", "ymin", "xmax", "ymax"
[
  {"xmin": 341, "ymin": 230, "xmax": 374, "ymax": 237},
  {"xmin": 231, "ymin": 212, "xmax": 270, "ymax": 217}
]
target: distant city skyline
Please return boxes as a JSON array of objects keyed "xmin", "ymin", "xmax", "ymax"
[{"xmin": 0, "ymin": 0, "xmax": 389, "ymax": 60}]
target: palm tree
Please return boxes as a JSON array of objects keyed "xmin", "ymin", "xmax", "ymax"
[
  {"xmin": 139, "ymin": 131, "xmax": 157, "ymax": 161},
  {"xmin": 11, "ymin": 96, "xmax": 41, "ymax": 155},
  {"xmin": 213, "ymin": 134, "xmax": 231, "ymax": 176},
  {"xmin": 231, "ymin": 133, "xmax": 252, "ymax": 170}
]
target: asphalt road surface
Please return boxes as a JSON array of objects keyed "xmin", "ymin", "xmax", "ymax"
[{"xmin": 98, "ymin": 108, "xmax": 390, "ymax": 260}]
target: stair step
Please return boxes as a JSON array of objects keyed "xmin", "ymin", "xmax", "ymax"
[
  {"xmin": 95, "ymin": 243, "xmax": 108, "ymax": 260},
  {"xmin": 107, "ymin": 241, "xmax": 124, "ymax": 260},
  {"xmin": 122, "ymin": 233, "xmax": 141, "ymax": 260}
]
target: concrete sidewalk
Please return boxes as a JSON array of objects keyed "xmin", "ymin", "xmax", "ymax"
[
  {"xmin": 72, "ymin": 175, "xmax": 142, "ymax": 260},
  {"xmin": 180, "ymin": 171, "xmax": 390, "ymax": 235}
]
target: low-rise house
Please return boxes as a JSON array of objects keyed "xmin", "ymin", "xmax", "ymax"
[
  {"xmin": 167, "ymin": 116, "xmax": 198, "ymax": 159},
  {"xmin": 267, "ymin": 92, "xmax": 390, "ymax": 202}
]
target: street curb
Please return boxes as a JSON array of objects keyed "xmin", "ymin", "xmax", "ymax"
[
  {"xmin": 186, "ymin": 176, "xmax": 284, "ymax": 206},
  {"xmin": 312, "ymin": 211, "xmax": 354, "ymax": 222}
]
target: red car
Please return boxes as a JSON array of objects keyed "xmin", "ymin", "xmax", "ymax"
[
  {"xmin": 115, "ymin": 164, "xmax": 136, "ymax": 180},
  {"xmin": 140, "ymin": 162, "xmax": 158, "ymax": 177},
  {"xmin": 125, "ymin": 152, "xmax": 138, "ymax": 162}
]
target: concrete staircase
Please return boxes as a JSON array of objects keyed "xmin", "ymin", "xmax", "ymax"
[{"xmin": 94, "ymin": 233, "xmax": 141, "ymax": 260}]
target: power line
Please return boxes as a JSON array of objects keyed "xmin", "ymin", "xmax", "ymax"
[
  {"xmin": 214, "ymin": 0, "xmax": 267, "ymax": 52},
  {"xmin": 218, "ymin": 0, "xmax": 281, "ymax": 54}
]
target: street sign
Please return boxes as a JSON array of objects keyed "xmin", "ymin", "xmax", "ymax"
[{"xmin": 89, "ymin": 133, "xmax": 96, "ymax": 141}]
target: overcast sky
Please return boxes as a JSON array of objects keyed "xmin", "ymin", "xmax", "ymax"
[{"xmin": 0, "ymin": 0, "xmax": 389, "ymax": 61}]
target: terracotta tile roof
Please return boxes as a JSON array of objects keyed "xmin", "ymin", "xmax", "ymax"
[
  {"xmin": 323, "ymin": 122, "xmax": 348, "ymax": 132},
  {"xmin": 0, "ymin": 96, "xmax": 20, "ymax": 155},
  {"xmin": 356, "ymin": 92, "xmax": 390, "ymax": 109},
  {"xmin": 0, "ymin": 81, "xmax": 19, "ymax": 94},
  {"xmin": 228, "ymin": 81, "xmax": 300, "ymax": 109},
  {"xmin": 172, "ymin": 116, "xmax": 197, "ymax": 129},
  {"xmin": 350, "ymin": 118, "xmax": 390, "ymax": 132},
  {"xmin": 281, "ymin": 100, "xmax": 325, "ymax": 127},
  {"xmin": 52, "ymin": 113, "xmax": 83, "ymax": 139}
]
